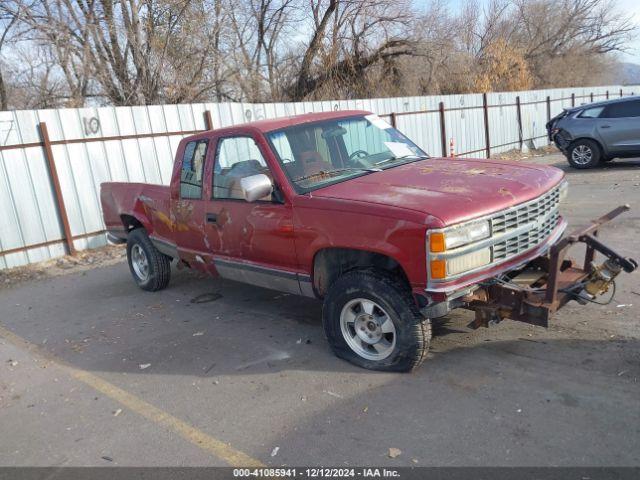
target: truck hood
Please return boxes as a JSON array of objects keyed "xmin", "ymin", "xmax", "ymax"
[{"xmin": 311, "ymin": 158, "xmax": 565, "ymax": 226}]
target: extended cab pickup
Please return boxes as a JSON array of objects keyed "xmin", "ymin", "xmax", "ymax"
[{"xmin": 101, "ymin": 110, "xmax": 636, "ymax": 371}]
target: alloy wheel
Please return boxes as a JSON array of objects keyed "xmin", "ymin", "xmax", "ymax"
[{"xmin": 339, "ymin": 298, "xmax": 396, "ymax": 360}]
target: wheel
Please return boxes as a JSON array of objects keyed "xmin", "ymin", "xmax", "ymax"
[
  {"xmin": 567, "ymin": 139, "xmax": 601, "ymax": 169},
  {"xmin": 126, "ymin": 228, "xmax": 171, "ymax": 291},
  {"xmin": 322, "ymin": 270, "xmax": 431, "ymax": 372}
]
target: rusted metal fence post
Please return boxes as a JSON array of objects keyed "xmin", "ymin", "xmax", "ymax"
[
  {"xmin": 39, "ymin": 122, "xmax": 76, "ymax": 256},
  {"xmin": 606, "ymin": 90, "xmax": 609, "ymax": 100},
  {"xmin": 438, "ymin": 101, "xmax": 447, "ymax": 157},
  {"xmin": 515, "ymin": 96, "xmax": 523, "ymax": 150},
  {"xmin": 546, "ymin": 96, "xmax": 551, "ymax": 122},
  {"xmin": 390, "ymin": 112, "xmax": 397, "ymax": 128},
  {"xmin": 571, "ymin": 93, "xmax": 575, "ymax": 107},
  {"xmin": 620, "ymin": 88, "xmax": 623, "ymax": 97},
  {"xmin": 482, "ymin": 93, "xmax": 491, "ymax": 158},
  {"xmin": 203, "ymin": 110, "xmax": 214, "ymax": 130},
  {"xmin": 590, "ymin": 92, "xmax": 594, "ymax": 102},
  {"xmin": 546, "ymin": 96, "xmax": 551, "ymax": 144}
]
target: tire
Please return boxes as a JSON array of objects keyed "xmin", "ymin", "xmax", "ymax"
[
  {"xmin": 322, "ymin": 270, "xmax": 431, "ymax": 372},
  {"xmin": 126, "ymin": 228, "xmax": 171, "ymax": 291},
  {"xmin": 567, "ymin": 139, "xmax": 601, "ymax": 169}
]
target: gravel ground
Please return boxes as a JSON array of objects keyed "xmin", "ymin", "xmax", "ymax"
[{"xmin": 0, "ymin": 151, "xmax": 638, "ymax": 467}]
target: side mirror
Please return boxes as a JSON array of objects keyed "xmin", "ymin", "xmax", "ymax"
[{"xmin": 240, "ymin": 174, "xmax": 273, "ymax": 202}]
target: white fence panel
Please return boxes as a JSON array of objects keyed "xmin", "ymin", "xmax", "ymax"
[{"xmin": 1, "ymin": 84, "xmax": 638, "ymax": 269}]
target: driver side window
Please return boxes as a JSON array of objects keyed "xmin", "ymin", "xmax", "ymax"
[
  {"xmin": 180, "ymin": 139, "xmax": 208, "ymax": 199},
  {"xmin": 213, "ymin": 136, "xmax": 272, "ymax": 201}
]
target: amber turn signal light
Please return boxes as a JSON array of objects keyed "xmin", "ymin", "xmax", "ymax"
[
  {"xmin": 429, "ymin": 232, "xmax": 446, "ymax": 252},
  {"xmin": 430, "ymin": 259, "xmax": 446, "ymax": 279}
]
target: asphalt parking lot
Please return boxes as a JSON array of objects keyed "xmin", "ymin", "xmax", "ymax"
[{"xmin": 1, "ymin": 152, "xmax": 639, "ymax": 467}]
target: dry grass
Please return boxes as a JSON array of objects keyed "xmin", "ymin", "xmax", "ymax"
[{"xmin": 0, "ymin": 244, "xmax": 126, "ymax": 290}]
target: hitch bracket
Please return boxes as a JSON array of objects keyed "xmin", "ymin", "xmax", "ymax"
[{"xmin": 465, "ymin": 205, "xmax": 636, "ymax": 329}]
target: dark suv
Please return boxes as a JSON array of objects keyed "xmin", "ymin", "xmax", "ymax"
[{"xmin": 547, "ymin": 96, "xmax": 640, "ymax": 169}]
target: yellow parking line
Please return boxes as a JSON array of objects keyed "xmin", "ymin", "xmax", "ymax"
[{"xmin": 0, "ymin": 324, "xmax": 264, "ymax": 467}]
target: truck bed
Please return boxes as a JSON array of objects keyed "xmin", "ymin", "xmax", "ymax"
[{"xmin": 100, "ymin": 182, "xmax": 172, "ymax": 242}]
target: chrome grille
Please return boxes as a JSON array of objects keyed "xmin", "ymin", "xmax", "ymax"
[
  {"xmin": 493, "ymin": 211, "xmax": 560, "ymax": 260},
  {"xmin": 490, "ymin": 183, "xmax": 562, "ymax": 261},
  {"xmin": 491, "ymin": 185, "xmax": 561, "ymax": 235}
]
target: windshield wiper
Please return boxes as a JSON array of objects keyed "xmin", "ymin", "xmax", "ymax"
[
  {"xmin": 374, "ymin": 154, "xmax": 429, "ymax": 167},
  {"xmin": 330, "ymin": 167, "xmax": 382, "ymax": 173},
  {"xmin": 295, "ymin": 167, "xmax": 381, "ymax": 183}
]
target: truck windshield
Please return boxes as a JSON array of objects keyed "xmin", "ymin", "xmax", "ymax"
[{"xmin": 266, "ymin": 114, "xmax": 428, "ymax": 192}]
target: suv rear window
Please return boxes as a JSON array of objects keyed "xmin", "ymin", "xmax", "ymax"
[{"xmin": 601, "ymin": 100, "xmax": 640, "ymax": 118}]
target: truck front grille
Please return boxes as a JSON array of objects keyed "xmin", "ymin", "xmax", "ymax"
[
  {"xmin": 493, "ymin": 211, "xmax": 560, "ymax": 260},
  {"xmin": 491, "ymin": 184, "xmax": 562, "ymax": 261},
  {"xmin": 491, "ymin": 185, "xmax": 561, "ymax": 234}
]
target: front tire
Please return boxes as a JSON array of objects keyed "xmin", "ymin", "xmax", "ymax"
[
  {"xmin": 126, "ymin": 228, "xmax": 171, "ymax": 291},
  {"xmin": 567, "ymin": 139, "xmax": 601, "ymax": 169},
  {"xmin": 322, "ymin": 270, "xmax": 431, "ymax": 372}
]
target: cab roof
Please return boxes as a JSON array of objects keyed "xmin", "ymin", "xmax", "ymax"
[{"xmin": 209, "ymin": 109, "xmax": 373, "ymax": 135}]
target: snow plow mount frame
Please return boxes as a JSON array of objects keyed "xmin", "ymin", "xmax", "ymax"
[{"xmin": 464, "ymin": 205, "xmax": 637, "ymax": 328}]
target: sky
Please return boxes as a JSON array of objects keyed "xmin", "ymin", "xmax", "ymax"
[
  {"xmin": 436, "ymin": 0, "xmax": 640, "ymax": 64},
  {"xmin": 617, "ymin": 0, "xmax": 640, "ymax": 63}
]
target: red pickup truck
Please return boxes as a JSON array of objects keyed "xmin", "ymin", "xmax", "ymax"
[{"xmin": 101, "ymin": 110, "xmax": 636, "ymax": 371}]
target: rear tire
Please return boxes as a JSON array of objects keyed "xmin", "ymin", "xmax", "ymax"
[
  {"xmin": 322, "ymin": 270, "xmax": 431, "ymax": 372},
  {"xmin": 126, "ymin": 228, "xmax": 171, "ymax": 291},
  {"xmin": 567, "ymin": 139, "xmax": 601, "ymax": 169}
]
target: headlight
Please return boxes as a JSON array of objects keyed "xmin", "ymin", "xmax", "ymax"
[
  {"xmin": 445, "ymin": 248, "xmax": 492, "ymax": 276},
  {"xmin": 558, "ymin": 179, "xmax": 569, "ymax": 203},
  {"xmin": 430, "ymin": 248, "xmax": 491, "ymax": 279},
  {"xmin": 429, "ymin": 219, "xmax": 490, "ymax": 252},
  {"xmin": 428, "ymin": 219, "xmax": 492, "ymax": 280}
]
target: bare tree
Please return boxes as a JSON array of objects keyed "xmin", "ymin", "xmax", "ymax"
[
  {"xmin": 511, "ymin": 0, "xmax": 635, "ymax": 85},
  {"xmin": 288, "ymin": 0, "xmax": 417, "ymax": 100},
  {"xmin": 227, "ymin": 0, "xmax": 296, "ymax": 101},
  {"xmin": 435, "ymin": 0, "xmax": 635, "ymax": 92},
  {"xmin": 0, "ymin": 5, "xmax": 22, "ymax": 109},
  {"xmin": 0, "ymin": 0, "xmax": 636, "ymax": 108},
  {"xmin": 2, "ymin": 0, "xmax": 231, "ymax": 105}
]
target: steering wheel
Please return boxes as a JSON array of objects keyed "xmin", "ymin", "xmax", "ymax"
[{"xmin": 349, "ymin": 150, "xmax": 369, "ymax": 161}]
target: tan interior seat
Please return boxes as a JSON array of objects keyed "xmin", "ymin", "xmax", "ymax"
[{"xmin": 298, "ymin": 151, "xmax": 333, "ymax": 178}]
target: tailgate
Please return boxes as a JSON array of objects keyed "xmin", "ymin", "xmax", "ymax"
[{"xmin": 100, "ymin": 182, "xmax": 171, "ymax": 240}]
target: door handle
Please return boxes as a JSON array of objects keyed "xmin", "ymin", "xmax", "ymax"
[
  {"xmin": 206, "ymin": 212, "xmax": 218, "ymax": 224},
  {"xmin": 600, "ymin": 125, "xmax": 611, "ymax": 129}
]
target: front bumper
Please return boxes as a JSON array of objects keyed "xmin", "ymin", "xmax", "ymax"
[
  {"xmin": 550, "ymin": 129, "xmax": 573, "ymax": 152},
  {"xmin": 421, "ymin": 206, "xmax": 637, "ymax": 327}
]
